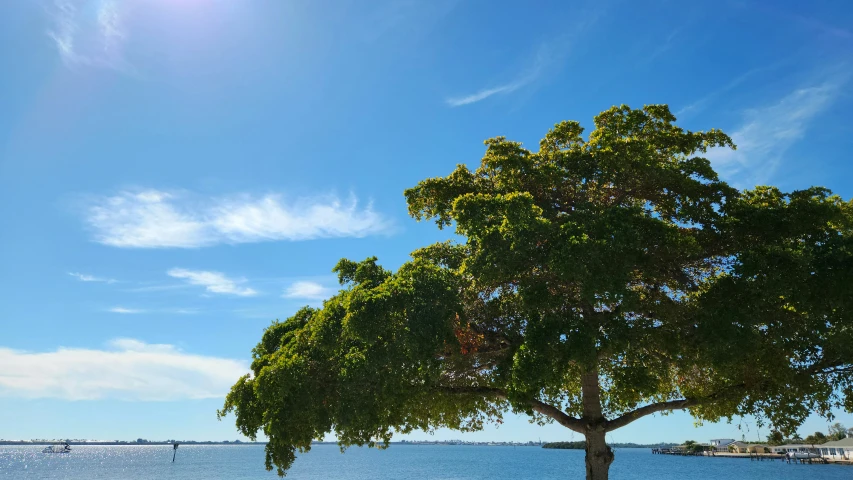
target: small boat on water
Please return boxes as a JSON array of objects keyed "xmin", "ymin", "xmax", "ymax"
[
  {"xmin": 788, "ymin": 452, "xmax": 820, "ymax": 459},
  {"xmin": 42, "ymin": 442, "xmax": 71, "ymax": 453}
]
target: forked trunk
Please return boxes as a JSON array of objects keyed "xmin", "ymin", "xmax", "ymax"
[{"xmin": 584, "ymin": 428, "xmax": 614, "ymax": 480}]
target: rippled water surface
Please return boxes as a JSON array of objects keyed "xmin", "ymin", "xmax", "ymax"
[{"xmin": 2, "ymin": 444, "xmax": 849, "ymax": 479}]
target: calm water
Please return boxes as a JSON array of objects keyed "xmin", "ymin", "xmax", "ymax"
[{"xmin": 1, "ymin": 444, "xmax": 848, "ymax": 479}]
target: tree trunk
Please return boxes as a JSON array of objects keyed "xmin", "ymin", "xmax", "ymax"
[
  {"xmin": 585, "ymin": 428, "xmax": 614, "ymax": 480},
  {"xmin": 581, "ymin": 371, "xmax": 613, "ymax": 480}
]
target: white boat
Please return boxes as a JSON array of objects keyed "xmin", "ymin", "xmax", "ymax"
[
  {"xmin": 788, "ymin": 452, "xmax": 820, "ymax": 459},
  {"xmin": 42, "ymin": 443, "xmax": 71, "ymax": 453}
]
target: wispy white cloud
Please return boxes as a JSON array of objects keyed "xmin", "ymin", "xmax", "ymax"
[
  {"xmin": 446, "ymin": 44, "xmax": 555, "ymax": 107},
  {"xmin": 84, "ymin": 189, "xmax": 391, "ymax": 248},
  {"xmin": 791, "ymin": 14, "xmax": 853, "ymax": 40},
  {"xmin": 109, "ymin": 306, "xmax": 199, "ymax": 315},
  {"xmin": 69, "ymin": 272, "xmax": 117, "ymax": 284},
  {"xmin": 446, "ymin": 81, "xmax": 532, "ymax": 107},
  {"xmin": 109, "ymin": 306, "xmax": 144, "ymax": 314},
  {"xmin": 167, "ymin": 269, "xmax": 258, "ymax": 297},
  {"xmin": 47, "ymin": 0, "xmax": 130, "ymax": 71},
  {"xmin": 47, "ymin": 0, "xmax": 77, "ymax": 59},
  {"xmin": 644, "ymin": 27, "xmax": 684, "ymax": 64},
  {"xmin": 445, "ymin": 7, "xmax": 603, "ymax": 107},
  {"xmin": 124, "ymin": 283, "xmax": 195, "ymax": 293},
  {"xmin": 97, "ymin": 0, "xmax": 125, "ymax": 54},
  {"xmin": 283, "ymin": 281, "xmax": 332, "ymax": 300},
  {"xmin": 675, "ymin": 61, "xmax": 792, "ymax": 118},
  {"xmin": 0, "ymin": 339, "xmax": 247, "ymax": 400},
  {"xmin": 704, "ymin": 75, "xmax": 848, "ymax": 187}
]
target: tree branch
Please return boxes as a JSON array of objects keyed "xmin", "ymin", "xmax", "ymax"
[
  {"xmin": 527, "ymin": 397, "xmax": 587, "ymax": 433},
  {"xmin": 604, "ymin": 398, "xmax": 695, "ymax": 432},
  {"xmin": 603, "ymin": 358, "xmax": 853, "ymax": 433},
  {"xmin": 604, "ymin": 383, "xmax": 746, "ymax": 432},
  {"xmin": 436, "ymin": 386, "xmax": 586, "ymax": 433}
]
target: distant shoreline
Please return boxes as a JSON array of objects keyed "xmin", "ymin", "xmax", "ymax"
[
  {"xmin": 1, "ymin": 441, "xmax": 674, "ymax": 448},
  {"xmin": 542, "ymin": 441, "xmax": 678, "ymax": 450},
  {"xmin": 0, "ymin": 441, "xmax": 266, "ymax": 446}
]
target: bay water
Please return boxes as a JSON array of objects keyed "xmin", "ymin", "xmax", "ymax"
[{"xmin": 2, "ymin": 444, "xmax": 848, "ymax": 479}]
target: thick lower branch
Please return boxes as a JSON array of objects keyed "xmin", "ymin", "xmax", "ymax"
[
  {"xmin": 528, "ymin": 397, "xmax": 586, "ymax": 433},
  {"xmin": 604, "ymin": 383, "xmax": 746, "ymax": 432},
  {"xmin": 604, "ymin": 398, "xmax": 694, "ymax": 431},
  {"xmin": 603, "ymin": 358, "xmax": 852, "ymax": 432},
  {"xmin": 436, "ymin": 386, "xmax": 585, "ymax": 433}
]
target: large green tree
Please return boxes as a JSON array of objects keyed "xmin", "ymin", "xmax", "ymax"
[{"xmin": 220, "ymin": 105, "xmax": 853, "ymax": 480}]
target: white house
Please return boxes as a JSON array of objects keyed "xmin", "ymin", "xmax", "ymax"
[
  {"xmin": 770, "ymin": 444, "xmax": 817, "ymax": 454},
  {"xmin": 746, "ymin": 444, "xmax": 771, "ymax": 453},
  {"xmin": 818, "ymin": 438, "xmax": 853, "ymax": 461},
  {"xmin": 709, "ymin": 439, "xmax": 736, "ymax": 452},
  {"xmin": 728, "ymin": 441, "xmax": 750, "ymax": 453}
]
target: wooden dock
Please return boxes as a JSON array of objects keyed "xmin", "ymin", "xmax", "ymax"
[{"xmin": 651, "ymin": 449, "xmax": 833, "ymax": 465}]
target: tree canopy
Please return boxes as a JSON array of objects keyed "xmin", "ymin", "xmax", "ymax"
[
  {"xmin": 828, "ymin": 422, "xmax": 848, "ymax": 441},
  {"xmin": 768, "ymin": 423, "xmax": 849, "ymax": 445},
  {"xmin": 219, "ymin": 105, "xmax": 853, "ymax": 480},
  {"xmin": 804, "ymin": 431, "xmax": 828, "ymax": 445},
  {"xmin": 767, "ymin": 430, "xmax": 785, "ymax": 445}
]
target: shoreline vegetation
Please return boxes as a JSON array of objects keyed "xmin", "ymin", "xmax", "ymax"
[
  {"xmin": 1, "ymin": 439, "xmax": 674, "ymax": 448},
  {"xmin": 543, "ymin": 442, "xmax": 676, "ymax": 450}
]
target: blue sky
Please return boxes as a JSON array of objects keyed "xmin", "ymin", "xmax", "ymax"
[{"xmin": 1, "ymin": 0, "xmax": 852, "ymax": 444}]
